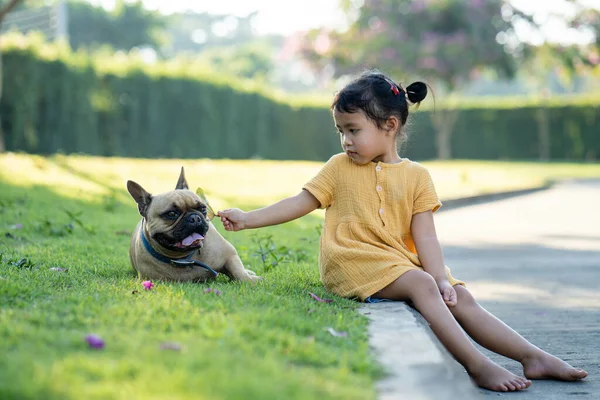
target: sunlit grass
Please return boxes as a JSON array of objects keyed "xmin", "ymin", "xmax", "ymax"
[
  {"xmin": 2, "ymin": 153, "xmax": 599, "ymax": 206},
  {"xmin": 1, "ymin": 153, "xmax": 599, "ymax": 399},
  {"xmin": 0, "ymin": 153, "xmax": 377, "ymax": 400}
]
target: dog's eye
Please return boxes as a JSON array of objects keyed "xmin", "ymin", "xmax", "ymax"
[{"xmin": 163, "ymin": 210, "xmax": 180, "ymax": 220}]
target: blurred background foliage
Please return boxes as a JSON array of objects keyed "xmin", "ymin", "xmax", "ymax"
[{"xmin": 0, "ymin": 0, "xmax": 599, "ymax": 160}]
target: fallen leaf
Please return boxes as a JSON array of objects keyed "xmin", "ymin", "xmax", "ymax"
[
  {"xmin": 85, "ymin": 334, "xmax": 105, "ymax": 349},
  {"xmin": 142, "ymin": 281, "xmax": 154, "ymax": 290},
  {"xmin": 131, "ymin": 290, "xmax": 139, "ymax": 295},
  {"xmin": 309, "ymin": 292, "xmax": 333, "ymax": 303},
  {"xmin": 49, "ymin": 267, "xmax": 69, "ymax": 272},
  {"xmin": 160, "ymin": 342, "xmax": 182, "ymax": 351},
  {"xmin": 114, "ymin": 230, "xmax": 130, "ymax": 236},
  {"xmin": 326, "ymin": 327, "xmax": 348, "ymax": 337}
]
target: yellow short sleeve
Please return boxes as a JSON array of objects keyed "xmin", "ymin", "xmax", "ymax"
[
  {"xmin": 303, "ymin": 155, "xmax": 340, "ymax": 209},
  {"xmin": 413, "ymin": 167, "xmax": 442, "ymax": 214}
]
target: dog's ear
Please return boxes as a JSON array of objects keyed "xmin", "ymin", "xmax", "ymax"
[
  {"xmin": 175, "ymin": 167, "xmax": 189, "ymax": 190},
  {"xmin": 127, "ymin": 180, "xmax": 152, "ymax": 217}
]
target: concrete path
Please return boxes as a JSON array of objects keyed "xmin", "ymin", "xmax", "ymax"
[{"xmin": 363, "ymin": 179, "xmax": 600, "ymax": 399}]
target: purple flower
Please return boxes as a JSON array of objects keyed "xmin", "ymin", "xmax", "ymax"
[
  {"xmin": 203, "ymin": 288, "xmax": 222, "ymax": 295},
  {"xmin": 142, "ymin": 281, "xmax": 154, "ymax": 290},
  {"xmin": 85, "ymin": 334, "xmax": 105, "ymax": 349}
]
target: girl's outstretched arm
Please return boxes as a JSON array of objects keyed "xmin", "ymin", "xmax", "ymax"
[
  {"xmin": 411, "ymin": 210, "xmax": 457, "ymax": 307},
  {"xmin": 218, "ymin": 189, "xmax": 320, "ymax": 231}
]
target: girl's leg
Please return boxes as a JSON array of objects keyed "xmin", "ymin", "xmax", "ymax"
[
  {"xmin": 375, "ymin": 270, "xmax": 531, "ymax": 392},
  {"xmin": 449, "ymin": 285, "xmax": 588, "ymax": 381}
]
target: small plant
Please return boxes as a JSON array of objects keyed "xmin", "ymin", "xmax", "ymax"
[
  {"xmin": 251, "ymin": 234, "xmax": 291, "ymax": 272},
  {"xmin": 300, "ymin": 224, "xmax": 323, "ymax": 245},
  {"xmin": 35, "ymin": 210, "xmax": 96, "ymax": 236},
  {"xmin": 0, "ymin": 253, "xmax": 36, "ymax": 269},
  {"xmin": 37, "ymin": 218, "xmax": 75, "ymax": 237},
  {"xmin": 64, "ymin": 209, "xmax": 96, "ymax": 234},
  {"xmin": 251, "ymin": 234, "xmax": 312, "ymax": 271}
]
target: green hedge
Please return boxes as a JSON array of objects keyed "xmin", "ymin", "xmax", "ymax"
[{"xmin": 1, "ymin": 34, "xmax": 599, "ymax": 161}]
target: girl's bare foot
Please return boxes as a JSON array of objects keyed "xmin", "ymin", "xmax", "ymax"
[
  {"xmin": 469, "ymin": 359, "xmax": 532, "ymax": 392},
  {"xmin": 523, "ymin": 352, "xmax": 588, "ymax": 381}
]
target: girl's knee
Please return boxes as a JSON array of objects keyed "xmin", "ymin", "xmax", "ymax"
[
  {"xmin": 451, "ymin": 286, "xmax": 479, "ymax": 319},
  {"xmin": 377, "ymin": 269, "xmax": 439, "ymax": 301},
  {"xmin": 455, "ymin": 285, "xmax": 477, "ymax": 307},
  {"xmin": 404, "ymin": 270, "xmax": 439, "ymax": 297}
]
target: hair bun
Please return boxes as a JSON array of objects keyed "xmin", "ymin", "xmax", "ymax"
[{"xmin": 405, "ymin": 81, "xmax": 427, "ymax": 104}]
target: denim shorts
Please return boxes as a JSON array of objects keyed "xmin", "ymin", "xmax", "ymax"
[{"xmin": 364, "ymin": 296, "xmax": 393, "ymax": 303}]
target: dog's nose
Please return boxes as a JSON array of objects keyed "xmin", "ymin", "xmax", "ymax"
[{"xmin": 185, "ymin": 213, "xmax": 203, "ymax": 225}]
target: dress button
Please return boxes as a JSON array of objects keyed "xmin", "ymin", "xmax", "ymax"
[
  {"xmin": 376, "ymin": 185, "xmax": 382, "ymax": 192},
  {"xmin": 376, "ymin": 165, "xmax": 382, "ymax": 171},
  {"xmin": 379, "ymin": 208, "xmax": 384, "ymax": 214}
]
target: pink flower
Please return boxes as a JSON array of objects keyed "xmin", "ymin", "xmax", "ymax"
[
  {"xmin": 309, "ymin": 292, "xmax": 333, "ymax": 303},
  {"xmin": 142, "ymin": 281, "xmax": 154, "ymax": 290},
  {"xmin": 85, "ymin": 334, "xmax": 105, "ymax": 349}
]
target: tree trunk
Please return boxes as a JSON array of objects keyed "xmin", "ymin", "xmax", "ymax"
[
  {"xmin": 535, "ymin": 107, "xmax": 550, "ymax": 161},
  {"xmin": 431, "ymin": 108, "xmax": 460, "ymax": 160}
]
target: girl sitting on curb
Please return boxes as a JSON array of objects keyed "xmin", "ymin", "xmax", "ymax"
[{"xmin": 218, "ymin": 70, "xmax": 588, "ymax": 392}]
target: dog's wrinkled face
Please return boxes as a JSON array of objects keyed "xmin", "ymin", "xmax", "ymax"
[
  {"xmin": 146, "ymin": 191, "xmax": 209, "ymax": 252},
  {"xmin": 127, "ymin": 167, "xmax": 210, "ymax": 253}
]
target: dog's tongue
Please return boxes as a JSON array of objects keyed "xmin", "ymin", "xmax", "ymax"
[{"xmin": 181, "ymin": 232, "xmax": 204, "ymax": 246}]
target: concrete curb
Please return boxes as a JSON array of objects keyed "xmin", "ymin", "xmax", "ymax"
[
  {"xmin": 359, "ymin": 184, "xmax": 558, "ymax": 399},
  {"xmin": 359, "ymin": 302, "xmax": 481, "ymax": 400}
]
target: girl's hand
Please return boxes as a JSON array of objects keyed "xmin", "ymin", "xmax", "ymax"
[
  {"xmin": 218, "ymin": 208, "xmax": 248, "ymax": 231},
  {"xmin": 436, "ymin": 279, "xmax": 457, "ymax": 307}
]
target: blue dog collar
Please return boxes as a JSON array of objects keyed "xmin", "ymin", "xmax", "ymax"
[{"xmin": 140, "ymin": 224, "xmax": 218, "ymax": 277}]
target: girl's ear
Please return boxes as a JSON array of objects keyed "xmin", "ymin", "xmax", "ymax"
[{"xmin": 385, "ymin": 116, "xmax": 400, "ymax": 135}]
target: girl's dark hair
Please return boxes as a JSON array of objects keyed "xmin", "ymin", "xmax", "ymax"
[{"xmin": 331, "ymin": 70, "xmax": 428, "ymax": 129}]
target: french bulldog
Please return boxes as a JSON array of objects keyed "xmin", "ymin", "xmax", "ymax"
[{"xmin": 126, "ymin": 167, "xmax": 259, "ymax": 283}]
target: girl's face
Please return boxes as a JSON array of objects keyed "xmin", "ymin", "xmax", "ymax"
[{"xmin": 333, "ymin": 109, "xmax": 401, "ymax": 165}]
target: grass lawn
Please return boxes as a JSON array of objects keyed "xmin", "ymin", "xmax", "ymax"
[{"xmin": 1, "ymin": 153, "xmax": 599, "ymax": 400}]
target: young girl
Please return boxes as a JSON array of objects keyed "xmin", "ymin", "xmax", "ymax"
[{"xmin": 218, "ymin": 70, "xmax": 588, "ymax": 392}]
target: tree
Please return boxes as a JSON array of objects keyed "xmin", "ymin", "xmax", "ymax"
[
  {"xmin": 301, "ymin": 0, "xmax": 531, "ymax": 159},
  {"xmin": 0, "ymin": 0, "xmax": 24, "ymax": 153},
  {"xmin": 67, "ymin": 0, "xmax": 166, "ymax": 51}
]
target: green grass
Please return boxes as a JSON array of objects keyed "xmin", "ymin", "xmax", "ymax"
[{"xmin": 1, "ymin": 153, "xmax": 599, "ymax": 400}]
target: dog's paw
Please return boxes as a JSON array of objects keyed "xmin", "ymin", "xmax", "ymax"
[
  {"xmin": 248, "ymin": 274, "xmax": 262, "ymax": 282},
  {"xmin": 245, "ymin": 269, "xmax": 257, "ymax": 276}
]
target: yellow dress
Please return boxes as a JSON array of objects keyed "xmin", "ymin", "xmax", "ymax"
[{"xmin": 303, "ymin": 153, "xmax": 464, "ymax": 301}]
